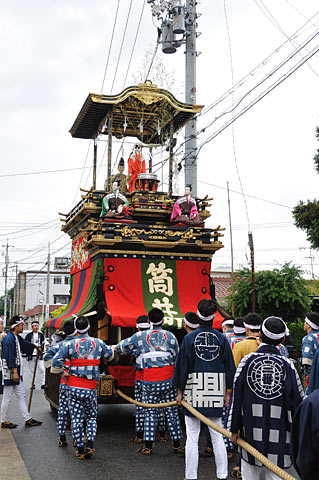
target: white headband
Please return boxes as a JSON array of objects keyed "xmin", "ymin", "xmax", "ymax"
[
  {"xmin": 150, "ymin": 320, "xmax": 163, "ymax": 327},
  {"xmin": 197, "ymin": 310, "xmax": 215, "ymax": 321},
  {"xmin": 136, "ymin": 322, "xmax": 150, "ymax": 329},
  {"xmin": 184, "ymin": 317, "xmax": 199, "ymax": 329},
  {"xmin": 11, "ymin": 319, "xmax": 24, "ymax": 329},
  {"xmin": 234, "ymin": 326, "xmax": 245, "ymax": 334},
  {"xmin": 74, "ymin": 317, "xmax": 89, "ymax": 333},
  {"xmin": 244, "ymin": 322, "xmax": 260, "ymax": 330},
  {"xmin": 305, "ymin": 316, "xmax": 319, "ymax": 330},
  {"xmin": 222, "ymin": 319, "xmax": 234, "ymax": 327},
  {"xmin": 262, "ymin": 318, "xmax": 287, "ymax": 340}
]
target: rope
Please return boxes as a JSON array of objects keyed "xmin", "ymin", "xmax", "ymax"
[
  {"xmin": 116, "ymin": 388, "xmax": 176, "ymax": 408},
  {"xmin": 116, "ymin": 389, "xmax": 297, "ymax": 480}
]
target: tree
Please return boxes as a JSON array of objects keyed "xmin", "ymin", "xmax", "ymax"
[
  {"xmin": 50, "ymin": 305, "xmax": 67, "ymax": 319},
  {"xmin": 292, "ymin": 126, "xmax": 319, "ymax": 249},
  {"xmin": 226, "ymin": 263, "xmax": 311, "ymax": 323},
  {"xmin": 0, "ymin": 287, "xmax": 14, "ymax": 317},
  {"xmin": 131, "ymin": 47, "xmax": 183, "ymax": 97}
]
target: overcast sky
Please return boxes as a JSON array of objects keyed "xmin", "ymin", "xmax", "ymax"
[{"xmin": 0, "ymin": 0, "xmax": 319, "ymax": 297}]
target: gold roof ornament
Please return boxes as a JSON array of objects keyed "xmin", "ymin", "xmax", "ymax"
[{"xmin": 69, "ymin": 81, "xmax": 203, "ymax": 144}]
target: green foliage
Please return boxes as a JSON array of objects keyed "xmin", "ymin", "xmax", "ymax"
[
  {"xmin": 50, "ymin": 305, "xmax": 67, "ymax": 318},
  {"xmin": 289, "ymin": 320, "xmax": 305, "ymax": 353},
  {"xmin": 0, "ymin": 288, "xmax": 15, "ymax": 317},
  {"xmin": 292, "ymin": 200, "xmax": 319, "ymax": 250},
  {"xmin": 226, "ymin": 263, "xmax": 310, "ymax": 323},
  {"xmin": 293, "ymin": 126, "xmax": 319, "ymax": 249},
  {"xmin": 314, "ymin": 126, "xmax": 319, "ymax": 174}
]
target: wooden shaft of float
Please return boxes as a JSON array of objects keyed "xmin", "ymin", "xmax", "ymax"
[
  {"xmin": 107, "ymin": 112, "xmax": 113, "ymax": 190},
  {"xmin": 93, "ymin": 141, "xmax": 97, "ymax": 190}
]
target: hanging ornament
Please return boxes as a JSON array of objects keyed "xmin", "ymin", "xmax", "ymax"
[
  {"xmin": 157, "ymin": 119, "xmax": 161, "ymax": 136},
  {"xmin": 123, "ymin": 116, "xmax": 127, "ymax": 133},
  {"xmin": 101, "ymin": 115, "xmax": 108, "ymax": 133},
  {"xmin": 139, "ymin": 118, "xmax": 143, "ymax": 133},
  {"xmin": 173, "ymin": 156, "xmax": 180, "ymax": 196}
]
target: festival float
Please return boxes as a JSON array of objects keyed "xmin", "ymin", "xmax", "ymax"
[{"xmin": 43, "ymin": 81, "xmax": 226, "ymax": 409}]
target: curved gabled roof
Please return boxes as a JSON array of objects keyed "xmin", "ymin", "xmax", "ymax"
[{"xmin": 69, "ymin": 81, "xmax": 203, "ymax": 144}]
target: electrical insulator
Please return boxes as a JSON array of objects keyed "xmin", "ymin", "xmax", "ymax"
[
  {"xmin": 161, "ymin": 22, "xmax": 177, "ymax": 54},
  {"xmin": 172, "ymin": 6, "xmax": 185, "ymax": 34}
]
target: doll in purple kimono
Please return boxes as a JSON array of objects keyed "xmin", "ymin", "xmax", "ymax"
[{"xmin": 170, "ymin": 185, "xmax": 203, "ymax": 226}]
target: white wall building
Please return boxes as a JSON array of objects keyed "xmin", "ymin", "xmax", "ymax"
[{"xmin": 14, "ymin": 257, "xmax": 71, "ymax": 328}]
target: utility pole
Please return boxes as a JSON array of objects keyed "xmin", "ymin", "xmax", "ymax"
[
  {"xmin": 45, "ymin": 243, "xmax": 51, "ymax": 322},
  {"xmin": 2, "ymin": 240, "xmax": 14, "ymax": 324},
  {"xmin": 147, "ymin": 0, "xmax": 200, "ymax": 195},
  {"xmin": 227, "ymin": 182, "xmax": 235, "ymax": 317},
  {"xmin": 184, "ymin": 0, "xmax": 197, "ymax": 196},
  {"xmin": 13, "ymin": 263, "xmax": 18, "ymax": 316},
  {"xmin": 248, "ymin": 232, "xmax": 256, "ymax": 313}
]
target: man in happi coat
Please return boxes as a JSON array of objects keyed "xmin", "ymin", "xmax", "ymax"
[
  {"xmin": 52, "ymin": 316, "xmax": 114, "ymax": 459},
  {"xmin": 232, "ymin": 313, "xmax": 263, "ymax": 368},
  {"xmin": 228, "ymin": 316, "xmax": 304, "ymax": 480},
  {"xmin": 228, "ymin": 317, "xmax": 246, "ymax": 350},
  {"xmin": 44, "ymin": 319, "xmax": 77, "ymax": 447},
  {"xmin": 301, "ymin": 311, "xmax": 319, "ymax": 380},
  {"xmin": 173, "ymin": 299, "xmax": 236, "ymax": 480},
  {"xmin": 115, "ymin": 308, "xmax": 182, "ymax": 455},
  {"xmin": 1, "ymin": 316, "xmax": 43, "ymax": 428},
  {"xmin": 132, "ymin": 314, "xmax": 167, "ymax": 445},
  {"xmin": 221, "ymin": 318, "xmax": 234, "ymax": 341},
  {"xmin": 25, "ymin": 320, "xmax": 45, "ymax": 389},
  {"xmin": 291, "ymin": 388, "xmax": 319, "ymax": 480}
]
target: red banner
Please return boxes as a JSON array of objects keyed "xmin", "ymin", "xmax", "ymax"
[
  {"xmin": 103, "ymin": 257, "xmax": 223, "ymax": 330},
  {"xmin": 70, "ymin": 235, "xmax": 90, "ymax": 274}
]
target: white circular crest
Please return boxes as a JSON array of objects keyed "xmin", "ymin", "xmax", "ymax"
[
  {"xmin": 194, "ymin": 331, "xmax": 220, "ymax": 362},
  {"xmin": 246, "ymin": 355, "xmax": 285, "ymax": 400}
]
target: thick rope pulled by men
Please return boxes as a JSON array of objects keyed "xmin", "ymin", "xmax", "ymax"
[{"xmin": 116, "ymin": 389, "xmax": 297, "ymax": 480}]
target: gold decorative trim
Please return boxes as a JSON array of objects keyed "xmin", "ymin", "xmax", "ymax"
[{"xmin": 90, "ymin": 249, "xmax": 213, "ymax": 259}]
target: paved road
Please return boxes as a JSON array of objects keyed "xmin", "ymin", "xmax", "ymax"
[{"xmin": 1, "ymin": 360, "xmax": 298, "ymax": 480}]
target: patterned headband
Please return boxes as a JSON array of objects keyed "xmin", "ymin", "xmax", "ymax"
[
  {"xmin": 222, "ymin": 319, "xmax": 234, "ymax": 327},
  {"xmin": 234, "ymin": 326, "xmax": 245, "ymax": 334},
  {"xmin": 11, "ymin": 319, "xmax": 24, "ymax": 329},
  {"xmin": 184, "ymin": 317, "xmax": 199, "ymax": 329},
  {"xmin": 244, "ymin": 322, "xmax": 260, "ymax": 330},
  {"xmin": 73, "ymin": 316, "xmax": 89, "ymax": 333},
  {"xmin": 305, "ymin": 316, "xmax": 319, "ymax": 330},
  {"xmin": 262, "ymin": 318, "xmax": 287, "ymax": 340},
  {"xmin": 136, "ymin": 322, "xmax": 150, "ymax": 329},
  {"xmin": 197, "ymin": 310, "xmax": 215, "ymax": 321}
]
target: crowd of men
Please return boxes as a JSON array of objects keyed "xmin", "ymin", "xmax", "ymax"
[{"xmin": 1, "ymin": 305, "xmax": 319, "ymax": 480}]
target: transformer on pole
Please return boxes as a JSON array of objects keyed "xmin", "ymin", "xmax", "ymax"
[{"xmin": 148, "ymin": 0, "xmax": 200, "ymax": 196}]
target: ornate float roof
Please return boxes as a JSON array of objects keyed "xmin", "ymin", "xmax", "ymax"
[{"xmin": 69, "ymin": 81, "xmax": 203, "ymax": 144}]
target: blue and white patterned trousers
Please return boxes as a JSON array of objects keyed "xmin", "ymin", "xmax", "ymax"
[
  {"xmin": 67, "ymin": 387, "xmax": 98, "ymax": 448},
  {"xmin": 135, "ymin": 379, "xmax": 166, "ymax": 433},
  {"xmin": 57, "ymin": 384, "xmax": 69, "ymax": 436},
  {"xmin": 141, "ymin": 380, "xmax": 182, "ymax": 442}
]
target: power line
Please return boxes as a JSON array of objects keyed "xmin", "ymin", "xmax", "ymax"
[
  {"xmin": 122, "ymin": 0, "xmax": 146, "ymax": 89},
  {"xmin": 223, "ymin": 0, "xmax": 251, "ymax": 231},
  {"xmin": 101, "ymin": 0, "xmax": 121, "ymax": 93},
  {"xmin": 198, "ymin": 179, "xmax": 292, "ymax": 209},
  {"xmin": 254, "ymin": 0, "xmax": 319, "ymax": 79},
  {"xmin": 110, "ymin": 0, "xmax": 134, "ymax": 94},
  {"xmin": 193, "ymin": 41, "xmax": 319, "ymax": 162}
]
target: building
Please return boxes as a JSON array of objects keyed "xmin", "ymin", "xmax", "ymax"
[
  {"xmin": 14, "ymin": 257, "xmax": 71, "ymax": 328},
  {"xmin": 211, "ymin": 269, "xmax": 233, "ymax": 309}
]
